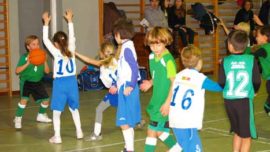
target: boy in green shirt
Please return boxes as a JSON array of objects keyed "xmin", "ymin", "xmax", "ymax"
[
  {"xmin": 14, "ymin": 35, "xmax": 51, "ymax": 129},
  {"xmin": 140, "ymin": 27, "xmax": 182, "ymax": 152}
]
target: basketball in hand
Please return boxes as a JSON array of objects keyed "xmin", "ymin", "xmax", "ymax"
[{"xmin": 28, "ymin": 49, "xmax": 46, "ymax": 66}]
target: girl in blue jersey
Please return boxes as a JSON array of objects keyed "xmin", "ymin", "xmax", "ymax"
[
  {"xmin": 109, "ymin": 18, "xmax": 141, "ymax": 152},
  {"xmin": 42, "ymin": 10, "xmax": 83, "ymax": 144}
]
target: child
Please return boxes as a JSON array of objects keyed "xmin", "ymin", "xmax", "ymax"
[
  {"xmin": 218, "ymin": 30, "xmax": 261, "ymax": 152},
  {"xmin": 253, "ymin": 25, "xmax": 270, "ymax": 115},
  {"xmin": 140, "ymin": 26, "xmax": 182, "ymax": 152},
  {"xmin": 42, "ymin": 10, "xmax": 83, "ymax": 144},
  {"xmin": 75, "ymin": 42, "xmax": 118, "ymax": 141},
  {"xmin": 166, "ymin": 45, "xmax": 222, "ymax": 151},
  {"xmin": 109, "ymin": 18, "xmax": 141, "ymax": 152},
  {"xmin": 14, "ymin": 35, "xmax": 52, "ymax": 129}
]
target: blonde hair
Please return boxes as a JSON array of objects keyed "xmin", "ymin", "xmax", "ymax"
[
  {"xmin": 236, "ymin": 22, "xmax": 250, "ymax": 35},
  {"xmin": 25, "ymin": 35, "xmax": 39, "ymax": 52},
  {"xmin": 144, "ymin": 26, "xmax": 173, "ymax": 46},
  {"xmin": 181, "ymin": 45, "xmax": 202, "ymax": 69},
  {"xmin": 99, "ymin": 41, "xmax": 116, "ymax": 68}
]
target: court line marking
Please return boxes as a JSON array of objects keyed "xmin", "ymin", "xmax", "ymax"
[{"xmin": 64, "ymin": 138, "xmax": 145, "ymax": 152}]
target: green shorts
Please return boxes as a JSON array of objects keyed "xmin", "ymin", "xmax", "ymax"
[{"xmin": 148, "ymin": 120, "xmax": 170, "ymax": 133}]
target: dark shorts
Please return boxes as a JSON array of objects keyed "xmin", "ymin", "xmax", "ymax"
[
  {"xmin": 224, "ymin": 98, "xmax": 251, "ymax": 138},
  {"xmin": 22, "ymin": 81, "xmax": 49, "ymax": 103}
]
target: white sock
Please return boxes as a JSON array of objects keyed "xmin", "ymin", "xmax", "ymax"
[
  {"xmin": 169, "ymin": 143, "xmax": 183, "ymax": 152},
  {"xmin": 69, "ymin": 107, "xmax": 82, "ymax": 132},
  {"xmin": 53, "ymin": 110, "xmax": 61, "ymax": 137},
  {"xmin": 94, "ymin": 122, "xmax": 101, "ymax": 135},
  {"xmin": 145, "ymin": 137, "xmax": 157, "ymax": 146},
  {"xmin": 122, "ymin": 128, "xmax": 134, "ymax": 151}
]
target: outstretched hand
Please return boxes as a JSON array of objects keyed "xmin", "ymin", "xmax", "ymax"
[
  {"xmin": 42, "ymin": 12, "xmax": 51, "ymax": 26},
  {"xmin": 64, "ymin": 9, "xmax": 73, "ymax": 23}
]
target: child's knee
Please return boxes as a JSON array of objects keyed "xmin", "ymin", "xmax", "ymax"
[{"xmin": 19, "ymin": 99, "xmax": 28, "ymax": 105}]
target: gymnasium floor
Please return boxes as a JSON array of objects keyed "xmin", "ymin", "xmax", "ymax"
[{"xmin": 1, "ymin": 80, "xmax": 270, "ymax": 152}]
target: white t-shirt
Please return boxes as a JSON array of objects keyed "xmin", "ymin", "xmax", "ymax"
[
  {"xmin": 43, "ymin": 23, "xmax": 76, "ymax": 78},
  {"xmin": 169, "ymin": 68, "xmax": 206, "ymax": 129},
  {"xmin": 99, "ymin": 58, "xmax": 117, "ymax": 88}
]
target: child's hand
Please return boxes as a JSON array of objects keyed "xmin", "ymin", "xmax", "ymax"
[
  {"xmin": 109, "ymin": 86, "xmax": 118, "ymax": 94},
  {"xmin": 42, "ymin": 12, "xmax": 51, "ymax": 26},
  {"xmin": 124, "ymin": 87, "xmax": 133, "ymax": 96},
  {"xmin": 64, "ymin": 9, "xmax": 73, "ymax": 23},
  {"xmin": 140, "ymin": 80, "xmax": 152, "ymax": 92},
  {"xmin": 160, "ymin": 102, "xmax": 170, "ymax": 116}
]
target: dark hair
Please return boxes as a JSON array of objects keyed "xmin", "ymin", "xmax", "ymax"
[
  {"xmin": 159, "ymin": 0, "xmax": 167, "ymax": 12},
  {"xmin": 242, "ymin": 0, "xmax": 253, "ymax": 10},
  {"xmin": 258, "ymin": 25, "xmax": 270, "ymax": 43},
  {"xmin": 113, "ymin": 18, "xmax": 134, "ymax": 39},
  {"xmin": 53, "ymin": 31, "xmax": 72, "ymax": 58},
  {"xmin": 228, "ymin": 30, "xmax": 248, "ymax": 52},
  {"xmin": 173, "ymin": 0, "xmax": 186, "ymax": 18},
  {"xmin": 25, "ymin": 35, "xmax": 39, "ymax": 52}
]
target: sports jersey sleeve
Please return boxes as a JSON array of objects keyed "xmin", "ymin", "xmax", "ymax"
[
  {"xmin": 252, "ymin": 59, "xmax": 261, "ymax": 93},
  {"xmin": 16, "ymin": 54, "xmax": 27, "ymax": 67},
  {"xmin": 68, "ymin": 23, "xmax": 76, "ymax": 52},
  {"xmin": 166, "ymin": 60, "xmax": 176, "ymax": 78},
  {"xmin": 253, "ymin": 48, "xmax": 267, "ymax": 58},
  {"xmin": 202, "ymin": 78, "xmax": 223, "ymax": 92},
  {"xmin": 124, "ymin": 48, "xmax": 138, "ymax": 88},
  {"xmin": 43, "ymin": 26, "xmax": 59, "ymax": 57}
]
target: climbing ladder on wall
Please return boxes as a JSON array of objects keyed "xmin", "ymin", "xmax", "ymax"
[{"xmin": 0, "ymin": 0, "xmax": 11, "ymax": 96}]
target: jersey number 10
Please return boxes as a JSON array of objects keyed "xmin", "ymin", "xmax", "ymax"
[{"xmin": 56, "ymin": 59, "xmax": 74, "ymax": 75}]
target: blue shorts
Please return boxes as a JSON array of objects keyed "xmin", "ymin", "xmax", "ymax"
[
  {"xmin": 51, "ymin": 76, "xmax": 79, "ymax": 111},
  {"xmin": 173, "ymin": 128, "xmax": 202, "ymax": 152},
  {"xmin": 103, "ymin": 93, "xmax": 118, "ymax": 107},
  {"xmin": 116, "ymin": 84, "xmax": 141, "ymax": 127}
]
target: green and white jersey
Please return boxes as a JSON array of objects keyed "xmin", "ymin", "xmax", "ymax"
[
  {"xmin": 17, "ymin": 53, "xmax": 45, "ymax": 83},
  {"xmin": 223, "ymin": 54, "xmax": 254, "ymax": 99},
  {"xmin": 147, "ymin": 50, "xmax": 176, "ymax": 122}
]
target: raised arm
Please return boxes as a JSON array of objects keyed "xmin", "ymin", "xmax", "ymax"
[
  {"xmin": 75, "ymin": 52, "xmax": 101, "ymax": 67},
  {"xmin": 42, "ymin": 12, "xmax": 58, "ymax": 56},
  {"xmin": 64, "ymin": 9, "xmax": 76, "ymax": 52}
]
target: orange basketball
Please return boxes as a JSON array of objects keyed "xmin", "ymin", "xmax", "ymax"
[{"xmin": 28, "ymin": 49, "xmax": 46, "ymax": 66}]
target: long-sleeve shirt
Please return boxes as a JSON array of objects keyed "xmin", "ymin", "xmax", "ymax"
[
  {"xmin": 144, "ymin": 6, "xmax": 168, "ymax": 28},
  {"xmin": 43, "ymin": 23, "xmax": 76, "ymax": 78}
]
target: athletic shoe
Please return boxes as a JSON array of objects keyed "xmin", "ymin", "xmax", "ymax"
[
  {"xmin": 36, "ymin": 113, "xmax": 52, "ymax": 123},
  {"xmin": 14, "ymin": 116, "xmax": 22, "ymax": 129},
  {"xmin": 49, "ymin": 136, "xmax": 62, "ymax": 144},
  {"xmin": 86, "ymin": 132, "xmax": 102, "ymax": 141},
  {"xmin": 136, "ymin": 119, "xmax": 146, "ymax": 129}
]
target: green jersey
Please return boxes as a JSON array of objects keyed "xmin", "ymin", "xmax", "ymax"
[
  {"xmin": 223, "ymin": 54, "xmax": 255, "ymax": 99},
  {"xmin": 147, "ymin": 50, "xmax": 176, "ymax": 122},
  {"xmin": 244, "ymin": 46, "xmax": 251, "ymax": 54},
  {"xmin": 17, "ymin": 53, "xmax": 45, "ymax": 83},
  {"xmin": 258, "ymin": 43, "xmax": 270, "ymax": 79}
]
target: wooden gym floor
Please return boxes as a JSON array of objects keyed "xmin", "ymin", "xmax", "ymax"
[{"xmin": 1, "ymin": 80, "xmax": 270, "ymax": 152}]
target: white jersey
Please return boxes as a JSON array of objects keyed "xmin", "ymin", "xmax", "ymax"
[
  {"xmin": 43, "ymin": 23, "xmax": 76, "ymax": 78},
  {"xmin": 169, "ymin": 68, "xmax": 206, "ymax": 129},
  {"xmin": 100, "ymin": 58, "xmax": 117, "ymax": 88}
]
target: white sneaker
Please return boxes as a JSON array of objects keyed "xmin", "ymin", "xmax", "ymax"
[
  {"xmin": 77, "ymin": 130, "xmax": 84, "ymax": 139},
  {"xmin": 86, "ymin": 132, "xmax": 102, "ymax": 141},
  {"xmin": 36, "ymin": 113, "xmax": 52, "ymax": 123},
  {"xmin": 14, "ymin": 117, "xmax": 22, "ymax": 129},
  {"xmin": 49, "ymin": 136, "xmax": 62, "ymax": 144}
]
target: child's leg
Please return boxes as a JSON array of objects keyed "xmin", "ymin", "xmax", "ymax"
[
  {"xmin": 94, "ymin": 100, "xmax": 111, "ymax": 136},
  {"xmin": 15, "ymin": 99, "xmax": 27, "ymax": 117},
  {"xmin": 69, "ymin": 107, "xmax": 83, "ymax": 139},
  {"xmin": 121, "ymin": 125, "xmax": 134, "ymax": 152},
  {"xmin": 49, "ymin": 110, "xmax": 62, "ymax": 144},
  {"xmin": 145, "ymin": 129, "xmax": 158, "ymax": 152},
  {"xmin": 233, "ymin": 134, "xmax": 241, "ymax": 152},
  {"xmin": 14, "ymin": 99, "xmax": 28, "ymax": 129},
  {"xmin": 157, "ymin": 131, "xmax": 182, "ymax": 152},
  {"xmin": 36, "ymin": 100, "xmax": 52, "ymax": 123},
  {"xmin": 240, "ymin": 137, "xmax": 251, "ymax": 152}
]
